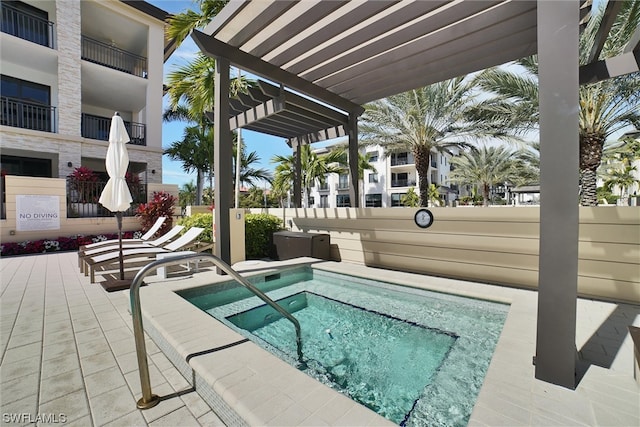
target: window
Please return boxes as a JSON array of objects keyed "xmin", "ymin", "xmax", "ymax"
[
  {"xmin": 318, "ymin": 176, "xmax": 329, "ymax": 190},
  {"xmin": 392, "ymin": 172, "xmax": 408, "ymax": 187},
  {"xmin": 307, "ymin": 196, "xmax": 315, "ymax": 207},
  {"xmin": 367, "ymin": 151, "xmax": 378, "ymax": 162},
  {"xmin": 391, "ymin": 193, "xmax": 405, "ymax": 207},
  {"xmin": 1, "ymin": 1, "xmax": 51, "ymax": 48},
  {"xmin": 365, "ymin": 193, "xmax": 382, "ymax": 207},
  {"xmin": 368, "ymin": 173, "xmax": 379, "ymax": 183},
  {"xmin": 391, "ymin": 152, "xmax": 408, "ymax": 166},
  {"xmin": 1, "ymin": 155, "xmax": 52, "ymax": 177},
  {"xmin": 338, "ymin": 174, "xmax": 349, "ymax": 189},
  {"xmin": 1, "ymin": 75, "xmax": 52, "ymax": 132},
  {"xmin": 1, "ymin": 75, "xmax": 49, "ymax": 104},
  {"xmin": 320, "ymin": 195, "xmax": 329, "ymax": 208},
  {"xmin": 336, "ymin": 194, "xmax": 351, "ymax": 207}
]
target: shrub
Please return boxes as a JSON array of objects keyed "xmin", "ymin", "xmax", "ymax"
[
  {"xmin": 177, "ymin": 212, "xmax": 284, "ymax": 259},
  {"xmin": 136, "ymin": 191, "xmax": 176, "ymax": 235},
  {"xmin": 178, "ymin": 213, "xmax": 214, "ymax": 243},
  {"xmin": 245, "ymin": 213, "xmax": 283, "ymax": 259}
]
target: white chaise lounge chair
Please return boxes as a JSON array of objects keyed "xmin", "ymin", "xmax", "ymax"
[
  {"xmin": 82, "ymin": 216, "xmax": 167, "ymax": 249},
  {"xmin": 84, "ymin": 227, "xmax": 212, "ymax": 283},
  {"xmin": 78, "ymin": 225, "xmax": 185, "ymax": 269}
]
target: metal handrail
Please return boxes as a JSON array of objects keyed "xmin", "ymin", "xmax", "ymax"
[{"xmin": 130, "ymin": 252, "xmax": 304, "ymax": 409}]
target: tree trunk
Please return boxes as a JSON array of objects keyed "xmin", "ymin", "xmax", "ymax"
[
  {"xmin": 483, "ymin": 183, "xmax": 490, "ymax": 207},
  {"xmin": 579, "ymin": 132, "xmax": 605, "ymax": 206},
  {"xmin": 414, "ymin": 145, "xmax": 431, "ymax": 207},
  {"xmin": 196, "ymin": 170, "xmax": 204, "ymax": 205}
]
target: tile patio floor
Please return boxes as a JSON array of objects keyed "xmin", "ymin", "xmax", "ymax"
[{"xmin": 1, "ymin": 251, "xmax": 638, "ymax": 426}]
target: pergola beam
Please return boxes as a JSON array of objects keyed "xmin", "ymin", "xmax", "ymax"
[
  {"xmin": 586, "ymin": 0, "xmax": 622, "ymax": 64},
  {"xmin": 192, "ymin": 30, "xmax": 364, "ymax": 116}
]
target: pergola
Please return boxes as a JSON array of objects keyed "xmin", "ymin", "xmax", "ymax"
[{"xmin": 191, "ymin": 0, "xmax": 640, "ymax": 389}]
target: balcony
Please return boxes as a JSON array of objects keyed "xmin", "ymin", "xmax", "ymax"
[
  {"xmin": 391, "ymin": 179, "xmax": 416, "ymax": 188},
  {"xmin": 390, "ymin": 157, "xmax": 413, "ymax": 166},
  {"xmin": 336, "ymin": 182, "xmax": 349, "ymax": 191},
  {"xmin": 1, "ymin": 97, "xmax": 55, "ymax": 132},
  {"xmin": 82, "ymin": 114, "xmax": 146, "ymax": 146},
  {"xmin": 318, "ymin": 183, "xmax": 330, "ymax": 191},
  {"xmin": 1, "ymin": 3, "xmax": 54, "ymax": 48},
  {"xmin": 81, "ymin": 36, "xmax": 147, "ymax": 78}
]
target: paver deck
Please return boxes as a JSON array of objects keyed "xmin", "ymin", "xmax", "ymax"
[{"xmin": 1, "ymin": 251, "xmax": 638, "ymax": 426}]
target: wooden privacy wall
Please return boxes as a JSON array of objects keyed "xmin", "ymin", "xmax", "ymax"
[{"xmin": 250, "ymin": 207, "xmax": 640, "ymax": 304}]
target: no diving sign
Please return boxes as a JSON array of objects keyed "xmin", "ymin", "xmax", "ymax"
[{"xmin": 16, "ymin": 195, "xmax": 60, "ymax": 231}]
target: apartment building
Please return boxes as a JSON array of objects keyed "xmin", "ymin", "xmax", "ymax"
[
  {"xmin": 309, "ymin": 144, "xmax": 457, "ymax": 208},
  {"xmin": 1, "ymin": 0, "xmax": 170, "ymax": 183}
]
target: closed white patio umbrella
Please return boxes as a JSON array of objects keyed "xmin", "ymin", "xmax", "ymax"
[{"xmin": 99, "ymin": 112, "xmax": 133, "ymax": 281}]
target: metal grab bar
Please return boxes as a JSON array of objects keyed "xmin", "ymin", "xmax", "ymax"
[{"xmin": 130, "ymin": 253, "xmax": 304, "ymax": 409}]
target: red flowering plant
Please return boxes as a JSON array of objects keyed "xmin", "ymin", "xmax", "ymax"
[
  {"xmin": 136, "ymin": 191, "xmax": 177, "ymax": 236},
  {"xmin": 68, "ymin": 166, "xmax": 99, "ymax": 203}
]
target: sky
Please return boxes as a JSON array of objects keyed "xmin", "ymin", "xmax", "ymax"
[{"xmin": 149, "ymin": 1, "xmax": 294, "ymax": 189}]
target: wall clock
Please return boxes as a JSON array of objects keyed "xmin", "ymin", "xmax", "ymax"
[{"xmin": 414, "ymin": 208, "xmax": 434, "ymax": 229}]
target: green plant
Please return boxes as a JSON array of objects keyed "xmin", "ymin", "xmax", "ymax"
[
  {"xmin": 178, "ymin": 213, "xmax": 214, "ymax": 243},
  {"xmin": 245, "ymin": 213, "xmax": 283, "ymax": 259},
  {"xmin": 136, "ymin": 191, "xmax": 177, "ymax": 235},
  {"xmin": 400, "ymin": 187, "xmax": 420, "ymax": 207}
]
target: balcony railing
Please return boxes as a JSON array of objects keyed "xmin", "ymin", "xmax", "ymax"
[
  {"xmin": 82, "ymin": 114, "xmax": 146, "ymax": 146},
  {"xmin": 336, "ymin": 182, "xmax": 349, "ymax": 190},
  {"xmin": 318, "ymin": 182, "xmax": 329, "ymax": 191},
  {"xmin": 390, "ymin": 157, "xmax": 412, "ymax": 166},
  {"xmin": 1, "ymin": 3, "xmax": 54, "ymax": 48},
  {"xmin": 1, "ymin": 96, "xmax": 55, "ymax": 132},
  {"xmin": 391, "ymin": 179, "xmax": 416, "ymax": 188},
  {"xmin": 81, "ymin": 36, "xmax": 147, "ymax": 78},
  {"xmin": 66, "ymin": 178, "xmax": 146, "ymax": 218}
]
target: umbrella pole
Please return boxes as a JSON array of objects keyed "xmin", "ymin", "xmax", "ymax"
[{"xmin": 116, "ymin": 212, "xmax": 124, "ymax": 280}]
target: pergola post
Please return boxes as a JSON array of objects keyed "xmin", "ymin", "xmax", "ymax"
[
  {"xmin": 214, "ymin": 56, "xmax": 232, "ymax": 268},
  {"xmin": 348, "ymin": 112, "xmax": 359, "ymax": 207},
  {"xmin": 535, "ymin": 0, "xmax": 580, "ymax": 389},
  {"xmin": 293, "ymin": 138, "xmax": 302, "ymax": 208}
]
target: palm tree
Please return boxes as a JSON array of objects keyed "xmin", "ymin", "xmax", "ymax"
[
  {"xmin": 166, "ymin": 0, "xmax": 227, "ymax": 50},
  {"xmin": 602, "ymin": 164, "xmax": 639, "ymax": 204},
  {"xmin": 271, "ymin": 145, "xmax": 343, "ymax": 208},
  {"xmin": 164, "ymin": 0, "xmax": 254, "ymax": 204},
  {"xmin": 232, "ymin": 145, "xmax": 272, "ymax": 189},
  {"xmin": 599, "ymin": 135, "xmax": 640, "ymax": 204},
  {"xmin": 178, "ymin": 181, "xmax": 197, "ymax": 211},
  {"xmin": 475, "ymin": 1, "xmax": 640, "ymax": 206},
  {"xmin": 361, "ymin": 77, "xmax": 510, "ymax": 207},
  {"xmin": 400, "ymin": 187, "xmax": 420, "ymax": 207},
  {"xmin": 449, "ymin": 145, "xmax": 537, "ymax": 206},
  {"xmin": 164, "ymin": 125, "xmax": 214, "ymax": 203}
]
